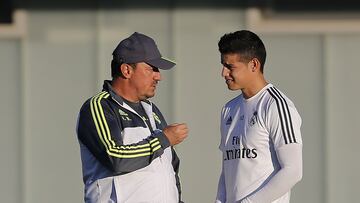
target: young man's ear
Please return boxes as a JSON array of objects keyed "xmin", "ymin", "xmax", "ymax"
[
  {"xmin": 249, "ymin": 58, "xmax": 261, "ymax": 72},
  {"xmin": 120, "ymin": 64, "xmax": 133, "ymax": 79}
]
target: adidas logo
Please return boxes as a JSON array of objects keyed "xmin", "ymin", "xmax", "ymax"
[
  {"xmin": 153, "ymin": 113, "xmax": 162, "ymax": 124},
  {"xmin": 119, "ymin": 109, "xmax": 128, "ymax": 116},
  {"xmin": 226, "ymin": 116, "xmax": 232, "ymax": 125}
]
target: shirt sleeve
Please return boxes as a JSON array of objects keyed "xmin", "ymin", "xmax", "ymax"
[
  {"xmin": 238, "ymin": 92, "xmax": 303, "ymax": 203},
  {"xmin": 215, "ymin": 106, "xmax": 227, "ymax": 203},
  {"xmin": 266, "ymin": 96, "xmax": 302, "ymax": 148},
  {"xmin": 215, "ymin": 162, "xmax": 226, "ymax": 203},
  {"xmin": 77, "ymin": 96, "xmax": 170, "ymax": 175},
  {"xmin": 240, "ymin": 144, "xmax": 303, "ymax": 203}
]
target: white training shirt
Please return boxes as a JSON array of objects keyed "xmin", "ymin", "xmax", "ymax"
[{"xmin": 216, "ymin": 84, "xmax": 302, "ymax": 203}]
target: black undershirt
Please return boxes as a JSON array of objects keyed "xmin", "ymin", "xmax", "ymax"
[{"xmin": 123, "ymin": 99, "xmax": 153, "ymax": 132}]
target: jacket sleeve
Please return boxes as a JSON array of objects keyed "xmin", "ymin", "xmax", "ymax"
[
  {"xmin": 77, "ymin": 96, "xmax": 170, "ymax": 175},
  {"xmin": 171, "ymin": 147, "xmax": 184, "ymax": 203}
]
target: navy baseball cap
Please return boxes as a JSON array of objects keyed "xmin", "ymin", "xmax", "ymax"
[{"xmin": 112, "ymin": 32, "xmax": 176, "ymax": 70}]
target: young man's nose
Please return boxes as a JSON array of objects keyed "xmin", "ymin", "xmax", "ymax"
[{"xmin": 222, "ymin": 67, "xmax": 229, "ymax": 77}]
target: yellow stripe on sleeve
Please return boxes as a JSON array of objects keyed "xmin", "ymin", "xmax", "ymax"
[{"xmin": 90, "ymin": 91, "xmax": 162, "ymax": 158}]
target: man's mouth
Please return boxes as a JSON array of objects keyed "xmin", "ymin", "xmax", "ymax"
[{"xmin": 225, "ymin": 78, "xmax": 233, "ymax": 84}]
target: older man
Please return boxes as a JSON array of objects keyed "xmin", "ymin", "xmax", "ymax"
[{"xmin": 77, "ymin": 32, "xmax": 188, "ymax": 203}]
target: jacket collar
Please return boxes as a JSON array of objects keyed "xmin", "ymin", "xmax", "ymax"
[
  {"xmin": 103, "ymin": 80, "xmax": 125, "ymax": 105},
  {"xmin": 102, "ymin": 80, "xmax": 156, "ymax": 129}
]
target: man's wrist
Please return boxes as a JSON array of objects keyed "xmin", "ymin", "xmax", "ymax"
[{"xmin": 153, "ymin": 129, "xmax": 170, "ymax": 149}]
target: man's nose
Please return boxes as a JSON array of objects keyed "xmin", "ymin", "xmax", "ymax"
[
  {"xmin": 154, "ymin": 71, "xmax": 161, "ymax": 81},
  {"xmin": 222, "ymin": 67, "xmax": 229, "ymax": 77}
]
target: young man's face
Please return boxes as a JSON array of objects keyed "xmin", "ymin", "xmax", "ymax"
[
  {"xmin": 221, "ymin": 53, "xmax": 253, "ymax": 91},
  {"xmin": 130, "ymin": 62, "xmax": 161, "ymax": 100}
]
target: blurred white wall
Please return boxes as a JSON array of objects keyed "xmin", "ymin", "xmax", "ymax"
[
  {"xmin": 1, "ymin": 8, "xmax": 359, "ymax": 203},
  {"xmin": 0, "ymin": 39, "xmax": 21, "ymax": 203}
]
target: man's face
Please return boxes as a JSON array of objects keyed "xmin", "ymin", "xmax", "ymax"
[
  {"xmin": 221, "ymin": 53, "xmax": 252, "ymax": 91},
  {"xmin": 130, "ymin": 62, "xmax": 161, "ymax": 100}
]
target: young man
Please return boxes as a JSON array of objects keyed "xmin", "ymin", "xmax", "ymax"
[
  {"xmin": 215, "ymin": 30, "xmax": 303, "ymax": 203},
  {"xmin": 77, "ymin": 32, "xmax": 188, "ymax": 203}
]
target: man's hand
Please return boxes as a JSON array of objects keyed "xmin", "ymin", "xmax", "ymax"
[{"xmin": 163, "ymin": 123, "xmax": 188, "ymax": 146}]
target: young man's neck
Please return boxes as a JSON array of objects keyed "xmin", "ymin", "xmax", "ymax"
[{"xmin": 242, "ymin": 76, "xmax": 268, "ymax": 99}]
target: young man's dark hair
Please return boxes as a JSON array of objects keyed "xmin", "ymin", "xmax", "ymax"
[{"xmin": 218, "ymin": 30, "xmax": 267, "ymax": 73}]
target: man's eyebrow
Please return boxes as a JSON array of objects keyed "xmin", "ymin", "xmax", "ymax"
[
  {"xmin": 146, "ymin": 63, "xmax": 160, "ymax": 72},
  {"xmin": 222, "ymin": 62, "xmax": 233, "ymax": 68},
  {"xmin": 145, "ymin": 63, "xmax": 155, "ymax": 68}
]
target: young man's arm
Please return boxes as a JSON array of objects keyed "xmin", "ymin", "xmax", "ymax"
[
  {"xmin": 240, "ymin": 144, "xmax": 302, "ymax": 203},
  {"xmin": 216, "ymin": 106, "xmax": 228, "ymax": 203},
  {"xmin": 215, "ymin": 163, "xmax": 226, "ymax": 203},
  {"xmin": 240, "ymin": 93, "xmax": 303, "ymax": 203}
]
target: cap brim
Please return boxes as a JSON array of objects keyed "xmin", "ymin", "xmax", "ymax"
[{"xmin": 146, "ymin": 57, "xmax": 176, "ymax": 70}]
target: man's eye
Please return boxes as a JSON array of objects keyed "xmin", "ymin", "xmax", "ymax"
[{"xmin": 223, "ymin": 64, "xmax": 232, "ymax": 69}]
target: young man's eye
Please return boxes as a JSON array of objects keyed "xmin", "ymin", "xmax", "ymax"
[{"xmin": 223, "ymin": 63, "xmax": 232, "ymax": 69}]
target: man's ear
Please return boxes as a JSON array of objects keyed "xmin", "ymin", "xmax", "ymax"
[
  {"xmin": 249, "ymin": 58, "xmax": 261, "ymax": 72},
  {"xmin": 120, "ymin": 64, "xmax": 133, "ymax": 79}
]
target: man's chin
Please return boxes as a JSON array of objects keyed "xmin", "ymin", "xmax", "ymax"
[
  {"xmin": 227, "ymin": 85, "xmax": 240, "ymax": 91},
  {"xmin": 145, "ymin": 92, "xmax": 156, "ymax": 99}
]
